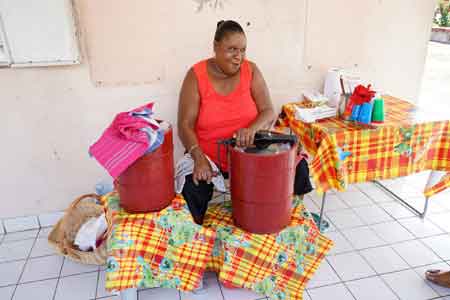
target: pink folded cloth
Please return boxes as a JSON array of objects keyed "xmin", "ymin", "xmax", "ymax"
[{"xmin": 89, "ymin": 102, "xmax": 156, "ymax": 178}]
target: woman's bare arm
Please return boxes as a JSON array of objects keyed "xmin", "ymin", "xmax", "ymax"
[
  {"xmin": 178, "ymin": 69, "xmax": 201, "ymax": 154},
  {"xmin": 177, "ymin": 69, "xmax": 214, "ymax": 184},
  {"xmin": 235, "ymin": 62, "xmax": 276, "ymax": 147},
  {"xmin": 249, "ymin": 62, "xmax": 276, "ymax": 130}
]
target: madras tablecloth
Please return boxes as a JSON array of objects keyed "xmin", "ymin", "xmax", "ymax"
[
  {"xmin": 104, "ymin": 193, "xmax": 217, "ymax": 292},
  {"xmin": 204, "ymin": 197, "xmax": 333, "ymax": 300},
  {"xmin": 278, "ymin": 95, "xmax": 450, "ymax": 197},
  {"xmin": 104, "ymin": 193, "xmax": 333, "ymax": 300},
  {"xmin": 424, "ymin": 172, "xmax": 450, "ymax": 198}
]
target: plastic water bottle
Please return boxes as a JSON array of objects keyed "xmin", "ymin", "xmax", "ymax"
[{"xmin": 95, "ymin": 179, "xmax": 114, "ymax": 196}]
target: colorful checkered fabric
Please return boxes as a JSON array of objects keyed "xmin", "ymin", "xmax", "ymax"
[
  {"xmin": 204, "ymin": 197, "xmax": 333, "ymax": 300},
  {"xmin": 279, "ymin": 95, "xmax": 450, "ymax": 195},
  {"xmin": 424, "ymin": 172, "xmax": 450, "ymax": 198},
  {"xmin": 104, "ymin": 193, "xmax": 332, "ymax": 299},
  {"xmin": 103, "ymin": 192, "xmax": 216, "ymax": 292}
]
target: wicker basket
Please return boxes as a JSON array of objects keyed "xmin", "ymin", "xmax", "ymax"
[{"xmin": 48, "ymin": 194, "xmax": 109, "ymax": 265}]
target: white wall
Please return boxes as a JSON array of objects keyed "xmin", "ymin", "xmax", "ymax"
[{"xmin": 0, "ymin": 0, "xmax": 435, "ymax": 218}]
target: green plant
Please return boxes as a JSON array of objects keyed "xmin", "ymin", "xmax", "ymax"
[{"xmin": 438, "ymin": 2, "xmax": 450, "ymax": 27}]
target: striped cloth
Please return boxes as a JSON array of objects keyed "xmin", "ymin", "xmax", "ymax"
[
  {"xmin": 278, "ymin": 95, "xmax": 450, "ymax": 197},
  {"xmin": 104, "ymin": 193, "xmax": 333, "ymax": 299},
  {"xmin": 89, "ymin": 102, "xmax": 159, "ymax": 178}
]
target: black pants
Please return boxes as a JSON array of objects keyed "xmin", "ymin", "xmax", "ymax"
[{"xmin": 182, "ymin": 159, "xmax": 313, "ymax": 224}]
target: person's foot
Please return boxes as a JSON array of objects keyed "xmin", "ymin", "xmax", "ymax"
[{"xmin": 425, "ymin": 270, "xmax": 450, "ymax": 288}]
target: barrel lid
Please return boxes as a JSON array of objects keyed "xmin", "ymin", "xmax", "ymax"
[{"xmin": 235, "ymin": 143, "xmax": 292, "ymax": 155}]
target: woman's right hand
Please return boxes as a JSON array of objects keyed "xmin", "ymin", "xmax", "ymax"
[{"xmin": 192, "ymin": 151, "xmax": 216, "ymax": 185}]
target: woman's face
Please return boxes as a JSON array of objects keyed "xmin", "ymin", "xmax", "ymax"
[{"xmin": 214, "ymin": 32, "xmax": 247, "ymax": 76}]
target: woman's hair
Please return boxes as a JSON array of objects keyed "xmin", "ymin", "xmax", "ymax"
[{"xmin": 214, "ymin": 20, "xmax": 245, "ymax": 42}]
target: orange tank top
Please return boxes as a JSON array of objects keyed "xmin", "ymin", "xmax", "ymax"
[{"xmin": 193, "ymin": 59, "xmax": 258, "ymax": 171}]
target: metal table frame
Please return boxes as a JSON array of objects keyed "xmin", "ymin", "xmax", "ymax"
[
  {"xmin": 372, "ymin": 180, "xmax": 430, "ymax": 217},
  {"xmin": 316, "ymin": 178, "xmax": 431, "ymax": 232}
]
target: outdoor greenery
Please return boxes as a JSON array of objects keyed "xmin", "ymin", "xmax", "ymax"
[{"xmin": 435, "ymin": 1, "xmax": 450, "ymax": 27}]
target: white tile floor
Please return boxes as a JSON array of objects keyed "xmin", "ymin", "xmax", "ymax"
[{"xmin": 1, "ymin": 176, "xmax": 450, "ymax": 300}]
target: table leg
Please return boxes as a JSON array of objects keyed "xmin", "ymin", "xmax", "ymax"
[
  {"xmin": 423, "ymin": 197, "xmax": 430, "ymax": 217},
  {"xmin": 120, "ymin": 288, "xmax": 137, "ymax": 300},
  {"xmin": 373, "ymin": 180, "xmax": 429, "ymax": 218},
  {"xmin": 318, "ymin": 192, "xmax": 327, "ymax": 232}
]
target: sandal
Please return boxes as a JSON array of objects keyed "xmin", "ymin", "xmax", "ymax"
[{"xmin": 425, "ymin": 269, "xmax": 450, "ymax": 288}]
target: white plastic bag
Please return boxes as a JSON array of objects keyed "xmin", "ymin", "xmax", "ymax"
[{"xmin": 74, "ymin": 213, "xmax": 107, "ymax": 251}]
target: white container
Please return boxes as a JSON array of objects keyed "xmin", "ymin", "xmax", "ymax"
[{"xmin": 323, "ymin": 68, "xmax": 342, "ymax": 108}]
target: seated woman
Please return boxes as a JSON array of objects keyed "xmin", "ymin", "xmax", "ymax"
[{"xmin": 177, "ymin": 20, "xmax": 313, "ymax": 225}]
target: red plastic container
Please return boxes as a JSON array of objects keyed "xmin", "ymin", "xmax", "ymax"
[
  {"xmin": 229, "ymin": 145, "xmax": 299, "ymax": 234},
  {"xmin": 116, "ymin": 125, "xmax": 175, "ymax": 213}
]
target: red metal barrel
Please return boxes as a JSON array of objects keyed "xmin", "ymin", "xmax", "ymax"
[
  {"xmin": 229, "ymin": 145, "xmax": 297, "ymax": 234},
  {"xmin": 116, "ymin": 125, "xmax": 174, "ymax": 213}
]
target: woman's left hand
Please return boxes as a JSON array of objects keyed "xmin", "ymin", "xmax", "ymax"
[{"xmin": 235, "ymin": 127, "xmax": 256, "ymax": 148}]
